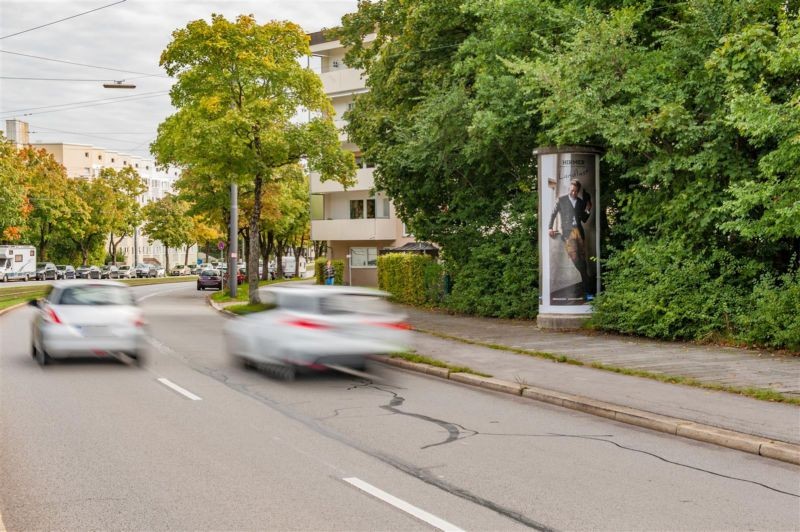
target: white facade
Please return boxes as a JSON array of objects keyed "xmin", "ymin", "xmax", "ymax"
[
  {"xmin": 308, "ymin": 31, "xmax": 414, "ymax": 286},
  {"xmin": 3, "ymin": 119, "xmax": 197, "ymax": 267}
]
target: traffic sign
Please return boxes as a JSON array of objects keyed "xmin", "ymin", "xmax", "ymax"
[{"xmin": 217, "ymin": 241, "xmax": 226, "ymax": 251}]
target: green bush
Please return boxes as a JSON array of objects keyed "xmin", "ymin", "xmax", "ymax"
[
  {"xmin": 314, "ymin": 257, "xmax": 344, "ymax": 285},
  {"xmin": 591, "ymin": 239, "xmax": 751, "ymax": 341},
  {"xmin": 378, "ymin": 253, "xmax": 441, "ymax": 305},
  {"xmin": 735, "ymin": 270, "xmax": 800, "ymax": 351}
]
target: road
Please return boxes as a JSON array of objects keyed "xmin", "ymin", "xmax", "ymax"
[{"xmin": 1, "ymin": 283, "xmax": 798, "ymax": 530}]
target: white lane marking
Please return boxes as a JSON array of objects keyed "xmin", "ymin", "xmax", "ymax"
[
  {"xmin": 343, "ymin": 477, "xmax": 464, "ymax": 532},
  {"xmin": 157, "ymin": 378, "xmax": 202, "ymax": 401},
  {"xmin": 137, "ymin": 284, "xmax": 191, "ymax": 302}
]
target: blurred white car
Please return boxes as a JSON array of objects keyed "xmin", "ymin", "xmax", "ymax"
[
  {"xmin": 223, "ymin": 285, "xmax": 410, "ymax": 379},
  {"xmin": 30, "ymin": 281, "xmax": 147, "ymax": 365}
]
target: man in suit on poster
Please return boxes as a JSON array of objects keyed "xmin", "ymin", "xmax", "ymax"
[{"xmin": 548, "ymin": 179, "xmax": 594, "ymax": 301}]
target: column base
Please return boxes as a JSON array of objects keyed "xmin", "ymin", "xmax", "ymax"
[{"xmin": 537, "ymin": 313, "xmax": 590, "ymax": 330}]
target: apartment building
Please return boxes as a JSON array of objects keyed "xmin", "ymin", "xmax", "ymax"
[
  {"xmin": 5, "ymin": 120, "xmax": 195, "ymax": 267},
  {"xmin": 308, "ymin": 31, "xmax": 415, "ymax": 286}
]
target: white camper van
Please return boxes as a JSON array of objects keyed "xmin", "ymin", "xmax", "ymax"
[{"xmin": 0, "ymin": 245, "xmax": 37, "ymax": 282}]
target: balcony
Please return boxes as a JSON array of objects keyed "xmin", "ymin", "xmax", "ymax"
[
  {"xmin": 320, "ymin": 68, "xmax": 365, "ymax": 96},
  {"xmin": 310, "ymin": 166, "xmax": 374, "ymax": 193},
  {"xmin": 311, "ymin": 218, "xmax": 398, "ymax": 241}
]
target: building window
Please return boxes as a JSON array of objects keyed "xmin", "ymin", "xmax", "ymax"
[
  {"xmin": 366, "ymin": 199, "xmax": 376, "ymax": 219},
  {"xmin": 98, "ymin": 154, "xmax": 102, "ymax": 160},
  {"xmin": 350, "ymin": 247, "xmax": 378, "ymax": 268},
  {"xmin": 350, "ymin": 199, "xmax": 364, "ymax": 219},
  {"xmin": 123, "ymin": 160, "xmax": 127, "ymax": 165},
  {"xmin": 146, "ymin": 165, "xmax": 149, "ymax": 170},
  {"xmin": 111, "ymin": 158, "xmax": 115, "ymax": 163},
  {"xmin": 380, "ymin": 198, "xmax": 390, "ymax": 219},
  {"xmin": 84, "ymin": 152, "xmax": 89, "ymax": 158},
  {"xmin": 135, "ymin": 163, "xmax": 138, "ymax": 168}
]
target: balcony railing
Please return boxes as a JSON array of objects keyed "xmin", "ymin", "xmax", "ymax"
[
  {"xmin": 310, "ymin": 166, "xmax": 375, "ymax": 193},
  {"xmin": 311, "ymin": 218, "xmax": 398, "ymax": 241},
  {"xmin": 320, "ymin": 68, "xmax": 365, "ymax": 96}
]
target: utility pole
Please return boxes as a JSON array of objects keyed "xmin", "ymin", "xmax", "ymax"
[{"xmin": 228, "ymin": 183, "xmax": 238, "ymax": 298}]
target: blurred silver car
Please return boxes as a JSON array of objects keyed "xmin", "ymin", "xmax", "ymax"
[
  {"xmin": 30, "ymin": 281, "xmax": 147, "ymax": 365},
  {"xmin": 223, "ymin": 285, "xmax": 410, "ymax": 379}
]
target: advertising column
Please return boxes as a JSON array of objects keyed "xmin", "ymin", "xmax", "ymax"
[{"xmin": 535, "ymin": 146, "xmax": 602, "ymax": 328}]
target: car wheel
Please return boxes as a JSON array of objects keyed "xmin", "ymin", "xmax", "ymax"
[
  {"xmin": 2, "ymin": 274, "xmax": 7, "ymax": 282},
  {"xmin": 35, "ymin": 344, "xmax": 51, "ymax": 366},
  {"xmin": 129, "ymin": 352, "xmax": 144, "ymax": 366}
]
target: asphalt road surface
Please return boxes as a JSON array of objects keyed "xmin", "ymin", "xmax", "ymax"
[{"xmin": 1, "ymin": 283, "xmax": 798, "ymax": 530}]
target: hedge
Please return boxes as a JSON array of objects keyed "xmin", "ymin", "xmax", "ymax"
[
  {"xmin": 377, "ymin": 253, "xmax": 443, "ymax": 305},
  {"xmin": 314, "ymin": 257, "xmax": 344, "ymax": 285}
]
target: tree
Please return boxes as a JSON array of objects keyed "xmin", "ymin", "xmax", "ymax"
[
  {"xmin": 100, "ymin": 166, "xmax": 147, "ymax": 266},
  {"xmin": 153, "ymin": 14, "xmax": 356, "ymax": 304},
  {"xmin": 185, "ymin": 216, "xmax": 223, "ymax": 268},
  {"xmin": 142, "ymin": 194, "xmax": 193, "ymax": 272},
  {"xmin": 68, "ymin": 179, "xmax": 110, "ymax": 266},
  {"xmin": 0, "ymin": 137, "xmax": 31, "ymax": 242}
]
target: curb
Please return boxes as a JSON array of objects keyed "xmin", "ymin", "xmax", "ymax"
[
  {"xmin": 206, "ymin": 296, "xmax": 237, "ymax": 317},
  {"xmin": 379, "ymin": 357, "xmax": 800, "ymax": 466},
  {"xmin": 0, "ymin": 302, "xmax": 27, "ymax": 317}
]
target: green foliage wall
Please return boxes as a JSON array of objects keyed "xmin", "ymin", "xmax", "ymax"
[
  {"xmin": 378, "ymin": 254, "xmax": 442, "ymax": 306},
  {"xmin": 339, "ymin": 0, "xmax": 800, "ymax": 350},
  {"xmin": 314, "ymin": 257, "xmax": 344, "ymax": 285}
]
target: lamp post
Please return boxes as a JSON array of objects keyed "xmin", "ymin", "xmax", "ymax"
[
  {"xmin": 228, "ymin": 182, "xmax": 238, "ymax": 298},
  {"xmin": 345, "ymin": 253, "xmax": 352, "ymax": 286}
]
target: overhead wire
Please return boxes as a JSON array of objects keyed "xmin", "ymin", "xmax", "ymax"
[
  {"xmin": 0, "ymin": 90, "xmax": 169, "ymax": 115},
  {"xmin": 0, "ymin": 0, "xmax": 128, "ymax": 40},
  {"xmin": 0, "ymin": 50, "xmax": 172, "ymax": 79},
  {"xmin": 5, "ymin": 92, "xmax": 170, "ymax": 117}
]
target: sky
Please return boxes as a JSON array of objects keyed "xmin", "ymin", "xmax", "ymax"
[{"xmin": 0, "ymin": 0, "xmax": 357, "ymax": 159}]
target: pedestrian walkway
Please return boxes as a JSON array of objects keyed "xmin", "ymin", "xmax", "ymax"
[{"xmin": 401, "ymin": 306, "xmax": 800, "ymax": 445}]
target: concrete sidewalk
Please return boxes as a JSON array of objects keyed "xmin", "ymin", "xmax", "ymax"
[{"xmin": 402, "ymin": 307, "xmax": 800, "ymax": 446}]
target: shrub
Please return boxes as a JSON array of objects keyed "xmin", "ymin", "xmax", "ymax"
[
  {"xmin": 314, "ymin": 257, "xmax": 344, "ymax": 285},
  {"xmin": 445, "ymin": 224, "xmax": 539, "ymax": 319},
  {"xmin": 735, "ymin": 270, "xmax": 800, "ymax": 351},
  {"xmin": 378, "ymin": 253, "xmax": 441, "ymax": 305},
  {"xmin": 591, "ymin": 239, "xmax": 751, "ymax": 341}
]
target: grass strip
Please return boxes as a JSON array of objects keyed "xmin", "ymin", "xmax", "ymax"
[
  {"xmin": 225, "ymin": 302, "xmax": 273, "ymax": 315},
  {"xmin": 390, "ymin": 352, "xmax": 492, "ymax": 378},
  {"xmin": 415, "ymin": 327, "xmax": 800, "ymax": 405},
  {"xmin": 211, "ymin": 277, "xmax": 305, "ymax": 304},
  {"xmin": 0, "ymin": 296, "xmax": 37, "ymax": 311}
]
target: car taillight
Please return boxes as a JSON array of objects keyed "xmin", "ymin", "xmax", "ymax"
[
  {"xmin": 371, "ymin": 321, "xmax": 412, "ymax": 330},
  {"xmin": 282, "ymin": 319, "xmax": 330, "ymax": 330},
  {"xmin": 133, "ymin": 317, "xmax": 145, "ymax": 327},
  {"xmin": 44, "ymin": 308, "xmax": 62, "ymax": 324}
]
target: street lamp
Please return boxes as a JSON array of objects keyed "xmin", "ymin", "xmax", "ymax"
[
  {"xmin": 103, "ymin": 81, "xmax": 136, "ymax": 89},
  {"xmin": 345, "ymin": 253, "xmax": 352, "ymax": 286}
]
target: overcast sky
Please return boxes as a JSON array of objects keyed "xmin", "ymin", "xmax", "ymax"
[{"xmin": 0, "ymin": 0, "xmax": 357, "ymax": 158}]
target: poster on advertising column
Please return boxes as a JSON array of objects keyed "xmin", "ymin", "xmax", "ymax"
[{"xmin": 536, "ymin": 147, "xmax": 601, "ymax": 316}]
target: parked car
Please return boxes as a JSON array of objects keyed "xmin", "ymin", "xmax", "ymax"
[
  {"xmin": 133, "ymin": 264, "xmax": 149, "ymax": 278},
  {"xmin": 117, "ymin": 265, "xmax": 133, "ymax": 279},
  {"xmin": 170, "ymin": 265, "xmax": 189, "ymax": 276},
  {"xmin": 189, "ymin": 265, "xmax": 200, "ymax": 275},
  {"xmin": 100, "ymin": 265, "xmax": 120, "ymax": 279},
  {"xmin": 29, "ymin": 280, "xmax": 146, "ymax": 365},
  {"xmin": 55, "ymin": 265, "xmax": 76, "ymax": 280},
  {"xmin": 224, "ymin": 267, "xmax": 246, "ymax": 285},
  {"xmin": 35, "ymin": 262, "xmax": 58, "ymax": 281},
  {"xmin": 197, "ymin": 269, "xmax": 222, "ymax": 291},
  {"xmin": 75, "ymin": 265, "xmax": 101, "ymax": 280},
  {"xmin": 135, "ymin": 264, "xmax": 157, "ymax": 278},
  {"xmin": 154, "ymin": 266, "xmax": 166, "ymax": 278},
  {"xmin": 223, "ymin": 285, "xmax": 410, "ymax": 380}
]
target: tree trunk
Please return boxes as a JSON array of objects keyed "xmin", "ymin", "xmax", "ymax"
[
  {"xmin": 164, "ymin": 246, "xmax": 170, "ymax": 273},
  {"xmin": 112, "ymin": 233, "xmax": 126, "ymax": 266},
  {"xmin": 39, "ymin": 224, "xmax": 48, "ymax": 262},
  {"xmin": 275, "ymin": 239, "xmax": 286, "ymax": 279},
  {"xmin": 259, "ymin": 230, "xmax": 274, "ymax": 280},
  {"xmin": 293, "ymin": 235, "xmax": 305, "ymax": 278},
  {"xmin": 248, "ymin": 174, "xmax": 263, "ymax": 304}
]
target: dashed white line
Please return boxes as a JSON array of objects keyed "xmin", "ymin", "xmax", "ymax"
[
  {"xmin": 157, "ymin": 378, "xmax": 202, "ymax": 401},
  {"xmin": 343, "ymin": 477, "xmax": 465, "ymax": 532}
]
